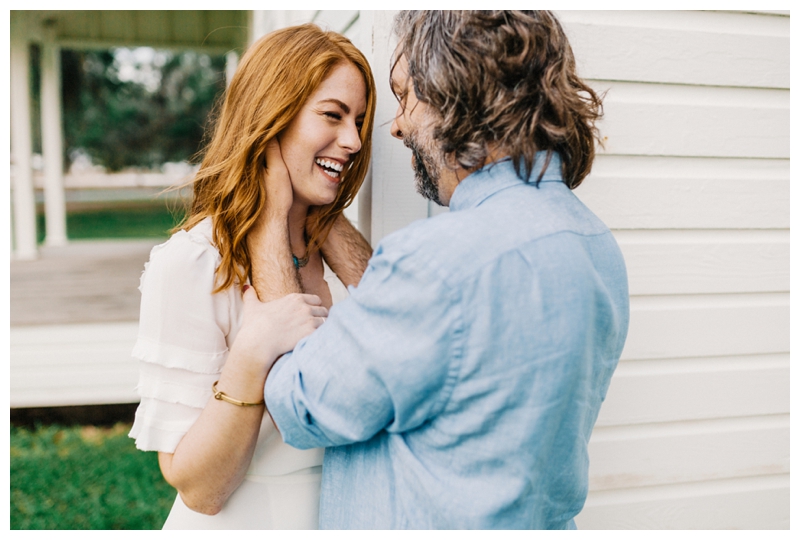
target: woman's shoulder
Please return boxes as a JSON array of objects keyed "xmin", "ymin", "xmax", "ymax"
[
  {"xmin": 148, "ymin": 217, "xmax": 220, "ymax": 266},
  {"xmin": 140, "ymin": 217, "xmax": 222, "ymax": 292}
]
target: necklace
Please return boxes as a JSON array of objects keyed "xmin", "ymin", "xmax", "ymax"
[
  {"xmin": 292, "ymin": 230, "xmax": 310, "ymax": 269},
  {"xmin": 292, "ymin": 251, "xmax": 309, "ymax": 269}
]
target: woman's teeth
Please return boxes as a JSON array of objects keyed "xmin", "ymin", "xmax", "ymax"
[{"xmin": 315, "ymin": 158, "xmax": 343, "ymax": 179}]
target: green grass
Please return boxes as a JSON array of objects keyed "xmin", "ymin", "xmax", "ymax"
[
  {"xmin": 10, "ymin": 423, "xmax": 176, "ymax": 530},
  {"xmin": 36, "ymin": 201, "xmax": 187, "ymax": 243}
]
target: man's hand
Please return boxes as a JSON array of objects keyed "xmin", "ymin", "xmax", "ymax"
[
  {"xmin": 233, "ymin": 286, "xmax": 327, "ymax": 370},
  {"xmin": 321, "ymin": 215, "xmax": 373, "ymax": 288},
  {"xmin": 249, "ymin": 138, "xmax": 294, "ymax": 253},
  {"xmin": 263, "ymin": 137, "xmax": 294, "ymax": 221}
]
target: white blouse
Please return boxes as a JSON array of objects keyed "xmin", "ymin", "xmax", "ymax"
[{"xmin": 129, "ymin": 216, "xmax": 348, "ymax": 487}]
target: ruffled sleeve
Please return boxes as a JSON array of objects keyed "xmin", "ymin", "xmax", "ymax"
[{"xmin": 129, "ymin": 225, "xmax": 233, "ymax": 452}]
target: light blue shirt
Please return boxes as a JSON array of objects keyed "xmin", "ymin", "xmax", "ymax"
[{"xmin": 265, "ymin": 153, "xmax": 629, "ymax": 529}]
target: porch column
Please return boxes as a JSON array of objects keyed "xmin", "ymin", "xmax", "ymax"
[
  {"xmin": 10, "ymin": 17, "xmax": 38, "ymax": 259},
  {"xmin": 41, "ymin": 25, "xmax": 68, "ymax": 247},
  {"xmin": 225, "ymin": 50, "xmax": 238, "ymax": 88}
]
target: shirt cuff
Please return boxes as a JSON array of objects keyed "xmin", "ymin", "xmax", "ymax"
[{"xmin": 264, "ymin": 351, "xmax": 330, "ymax": 450}]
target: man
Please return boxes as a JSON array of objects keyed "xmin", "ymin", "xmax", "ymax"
[{"xmin": 253, "ymin": 11, "xmax": 628, "ymax": 529}]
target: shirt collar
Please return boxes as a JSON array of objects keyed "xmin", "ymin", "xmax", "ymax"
[{"xmin": 449, "ymin": 151, "xmax": 563, "ymax": 212}]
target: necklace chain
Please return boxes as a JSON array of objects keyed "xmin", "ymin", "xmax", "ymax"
[{"xmin": 292, "ymin": 252, "xmax": 309, "ymax": 269}]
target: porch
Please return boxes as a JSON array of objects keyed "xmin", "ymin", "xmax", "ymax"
[{"xmin": 10, "ymin": 238, "xmax": 156, "ymax": 408}]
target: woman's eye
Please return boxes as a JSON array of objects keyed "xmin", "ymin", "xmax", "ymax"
[{"xmin": 324, "ymin": 112, "xmax": 342, "ymax": 120}]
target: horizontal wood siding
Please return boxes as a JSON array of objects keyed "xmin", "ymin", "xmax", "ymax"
[
  {"xmin": 561, "ymin": 10, "xmax": 789, "ymax": 88},
  {"xmin": 587, "ymin": 414, "xmax": 789, "ymax": 490},
  {"xmin": 560, "ymin": 10, "xmax": 789, "ymax": 530},
  {"xmin": 596, "ymin": 354, "xmax": 789, "ymax": 426},
  {"xmin": 578, "ymin": 156, "xmax": 789, "ymax": 230},
  {"xmin": 579, "ymin": 474, "xmax": 789, "ymax": 530},
  {"xmin": 617, "ymin": 230, "xmax": 789, "ymax": 295},
  {"xmin": 622, "ymin": 293, "xmax": 788, "ymax": 360},
  {"xmin": 592, "ymin": 82, "xmax": 788, "ymax": 158},
  {"xmin": 11, "ymin": 323, "xmax": 140, "ymax": 408}
]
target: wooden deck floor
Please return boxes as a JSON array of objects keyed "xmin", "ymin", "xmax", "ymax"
[
  {"xmin": 11, "ymin": 239, "xmax": 165, "ymax": 407},
  {"xmin": 11, "ymin": 239, "xmax": 162, "ymax": 326}
]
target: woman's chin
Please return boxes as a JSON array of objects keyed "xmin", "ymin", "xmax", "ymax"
[{"xmin": 294, "ymin": 192, "xmax": 338, "ymax": 209}]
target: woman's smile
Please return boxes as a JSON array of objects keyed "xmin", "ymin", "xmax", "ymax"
[{"xmin": 314, "ymin": 157, "xmax": 345, "ymax": 182}]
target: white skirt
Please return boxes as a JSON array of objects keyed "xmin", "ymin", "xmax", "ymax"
[{"xmin": 162, "ymin": 467, "xmax": 322, "ymax": 530}]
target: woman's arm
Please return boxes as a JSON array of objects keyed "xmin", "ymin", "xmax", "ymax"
[
  {"xmin": 320, "ymin": 215, "xmax": 373, "ymax": 288},
  {"xmin": 155, "ymin": 140, "xmax": 319, "ymax": 515},
  {"xmin": 157, "ymin": 288, "xmax": 326, "ymax": 515}
]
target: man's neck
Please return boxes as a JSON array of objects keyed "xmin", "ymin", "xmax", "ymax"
[{"xmin": 442, "ymin": 146, "xmax": 508, "ymax": 205}]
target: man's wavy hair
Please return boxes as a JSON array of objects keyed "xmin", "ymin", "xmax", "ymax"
[{"xmin": 392, "ymin": 11, "xmax": 602, "ymax": 189}]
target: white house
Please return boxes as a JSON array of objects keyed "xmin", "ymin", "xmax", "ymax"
[
  {"xmin": 9, "ymin": 10, "xmax": 790, "ymax": 529},
  {"xmin": 259, "ymin": 9, "xmax": 790, "ymax": 530}
]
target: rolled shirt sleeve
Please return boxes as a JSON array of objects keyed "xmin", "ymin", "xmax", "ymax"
[{"xmin": 265, "ymin": 239, "xmax": 463, "ymax": 450}]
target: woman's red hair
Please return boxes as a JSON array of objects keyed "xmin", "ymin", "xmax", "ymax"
[{"xmin": 180, "ymin": 24, "xmax": 376, "ymax": 292}]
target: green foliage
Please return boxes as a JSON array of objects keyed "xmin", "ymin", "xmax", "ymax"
[
  {"xmin": 36, "ymin": 201, "xmax": 187, "ymax": 243},
  {"xmin": 61, "ymin": 48, "xmax": 226, "ymax": 172},
  {"xmin": 10, "ymin": 423, "xmax": 176, "ymax": 530}
]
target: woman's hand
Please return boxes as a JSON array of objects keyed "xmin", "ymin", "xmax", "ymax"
[
  {"xmin": 233, "ymin": 286, "xmax": 327, "ymax": 371},
  {"xmin": 157, "ymin": 287, "xmax": 326, "ymax": 516}
]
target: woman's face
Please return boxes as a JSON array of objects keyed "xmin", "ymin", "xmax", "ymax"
[{"xmin": 279, "ymin": 61, "xmax": 367, "ymax": 209}]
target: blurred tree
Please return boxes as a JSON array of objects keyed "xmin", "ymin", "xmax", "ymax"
[{"xmin": 61, "ymin": 48, "xmax": 226, "ymax": 172}]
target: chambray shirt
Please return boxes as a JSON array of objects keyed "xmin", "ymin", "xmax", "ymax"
[{"xmin": 265, "ymin": 153, "xmax": 629, "ymax": 529}]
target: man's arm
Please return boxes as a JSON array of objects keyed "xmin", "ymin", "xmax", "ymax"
[
  {"xmin": 320, "ymin": 214, "xmax": 373, "ymax": 288},
  {"xmin": 249, "ymin": 213, "xmax": 302, "ymax": 301},
  {"xmin": 248, "ymin": 139, "xmax": 303, "ymax": 302},
  {"xmin": 264, "ymin": 248, "xmax": 459, "ymax": 449}
]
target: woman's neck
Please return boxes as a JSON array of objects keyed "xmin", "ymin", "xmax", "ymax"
[{"xmin": 287, "ymin": 202, "xmax": 309, "ymax": 256}]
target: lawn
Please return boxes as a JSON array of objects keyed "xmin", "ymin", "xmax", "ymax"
[
  {"xmin": 35, "ymin": 200, "xmax": 187, "ymax": 243},
  {"xmin": 10, "ymin": 423, "xmax": 176, "ymax": 530},
  {"xmin": 15, "ymin": 201, "xmax": 185, "ymax": 529}
]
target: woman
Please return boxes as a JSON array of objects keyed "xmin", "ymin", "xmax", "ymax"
[{"xmin": 128, "ymin": 24, "xmax": 376, "ymax": 529}]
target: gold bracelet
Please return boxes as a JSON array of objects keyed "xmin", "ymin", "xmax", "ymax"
[{"xmin": 211, "ymin": 381, "xmax": 265, "ymax": 407}]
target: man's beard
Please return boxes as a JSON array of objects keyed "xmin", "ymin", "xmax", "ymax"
[{"xmin": 404, "ymin": 132, "xmax": 445, "ymax": 206}]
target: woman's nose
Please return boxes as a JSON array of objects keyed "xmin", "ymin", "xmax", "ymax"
[{"xmin": 340, "ymin": 122, "xmax": 362, "ymax": 154}]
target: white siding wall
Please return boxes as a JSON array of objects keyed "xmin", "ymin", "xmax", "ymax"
[
  {"xmin": 560, "ymin": 10, "xmax": 790, "ymax": 530},
  {"xmin": 253, "ymin": 10, "xmax": 790, "ymax": 530}
]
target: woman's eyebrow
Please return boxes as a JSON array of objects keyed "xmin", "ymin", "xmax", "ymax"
[{"xmin": 317, "ymin": 98, "xmax": 350, "ymax": 114}]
